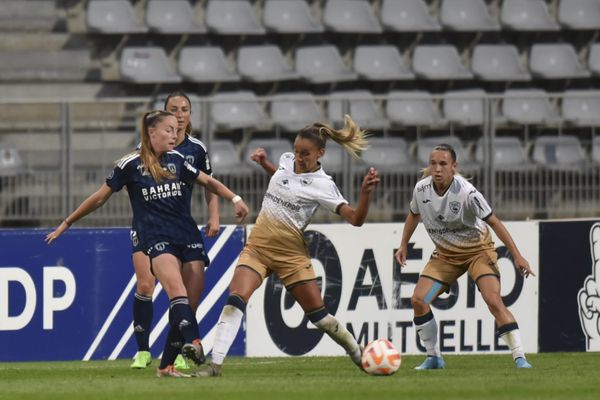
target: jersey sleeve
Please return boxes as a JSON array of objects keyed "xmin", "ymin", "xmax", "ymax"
[
  {"xmin": 317, "ymin": 180, "xmax": 348, "ymax": 213},
  {"xmin": 467, "ymin": 189, "xmax": 493, "ymax": 219},
  {"xmin": 409, "ymin": 185, "xmax": 420, "ymax": 215},
  {"xmin": 194, "ymin": 147, "xmax": 212, "ymax": 176},
  {"xmin": 105, "ymin": 164, "xmax": 128, "ymax": 192},
  {"xmin": 181, "ymin": 159, "xmax": 200, "ymax": 185}
]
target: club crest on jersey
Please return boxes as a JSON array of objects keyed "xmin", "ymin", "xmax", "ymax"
[
  {"xmin": 167, "ymin": 163, "xmax": 176, "ymax": 174},
  {"xmin": 186, "ymin": 155, "xmax": 194, "ymax": 165},
  {"xmin": 301, "ymin": 178, "xmax": 313, "ymax": 186},
  {"xmin": 449, "ymin": 201, "xmax": 461, "ymax": 214}
]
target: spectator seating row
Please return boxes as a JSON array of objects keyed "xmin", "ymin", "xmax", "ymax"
[
  {"xmin": 3, "ymin": 134, "xmax": 596, "ymax": 177},
  {"xmin": 117, "ymin": 42, "xmax": 599, "ymax": 85},
  {"xmin": 86, "ymin": 0, "xmax": 600, "ymax": 35}
]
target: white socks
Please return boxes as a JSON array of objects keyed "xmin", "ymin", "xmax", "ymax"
[
  {"xmin": 415, "ymin": 317, "xmax": 441, "ymax": 357},
  {"xmin": 211, "ymin": 304, "xmax": 244, "ymax": 365},
  {"xmin": 499, "ymin": 328, "xmax": 525, "ymax": 360},
  {"xmin": 314, "ymin": 314, "xmax": 361, "ymax": 364}
]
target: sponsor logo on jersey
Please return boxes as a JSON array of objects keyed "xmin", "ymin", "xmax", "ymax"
[
  {"xmin": 141, "ymin": 182, "xmax": 183, "ymax": 201},
  {"xmin": 417, "ymin": 183, "xmax": 432, "ymax": 192}
]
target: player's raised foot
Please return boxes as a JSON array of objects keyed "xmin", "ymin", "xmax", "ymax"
[
  {"xmin": 515, "ymin": 357, "xmax": 532, "ymax": 369},
  {"xmin": 192, "ymin": 362, "xmax": 222, "ymax": 377},
  {"xmin": 130, "ymin": 351, "xmax": 152, "ymax": 369},
  {"xmin": 155, "ymin": 365, "xmax": 191, "ymax": 378},
  {"xmin": 415, "ymin": 356, "xmax": 445, "ymax": 370},
  {"xmin": 181, "ymin": 339, "xmax": 206, "ymax": 368},
  {"xmin": 174, "ymin": 354, "xmax": 190, "ymax": 370}
]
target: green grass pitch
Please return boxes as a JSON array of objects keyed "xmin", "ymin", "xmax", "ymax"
[{"xmin": 1, "ymin": 353, "xmax": 599, "ymax": 400}]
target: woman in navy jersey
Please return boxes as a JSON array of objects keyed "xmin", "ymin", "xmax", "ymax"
[
  {"xmin": 194, "ymin": 115, "xmax": 380, "ymax": 377},
  {"xmin": 128, "ymin": 92, "xmax": 219, "ymax": 371},
  {"xmin": 46, "ymin": 110, "xmax": 248, "ymax": 377},
  {"xmin": 395, "ymin": 144, "xmax": 534, "ymax": 370}
]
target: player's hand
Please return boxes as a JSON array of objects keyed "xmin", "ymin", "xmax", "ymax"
[
  {"xmin": 514, "ymin": 255, "xmax": 535, "ymax": 278},
  {"xmin": 394, "ymin": 246, "xmax": 407, "ymax": 267},
  {"xmin": 205, "ymin": 216, "xmax": 220, "ymax": 237},
  {"xmin": 579, "ymin": 224, "xmax": 600, "ymax": 349},
  {"xmin": 234, "ymin": 200, "xmax": 249, "ymax": 224},
  {"xmin": 361, "ymin": 167, "xmax": 380, "ymax": 194},
  {"xmin": 45, "ymin": 221, "xmax": 70, "ymax": 244},
  {"xmin": 250, "ymin": 148, "xmax": 268, "ymax": 166}
]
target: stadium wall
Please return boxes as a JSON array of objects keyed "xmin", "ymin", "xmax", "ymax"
[{"xmin": 0, "ymin": 221, "xmax": 598, "ymax": 361}]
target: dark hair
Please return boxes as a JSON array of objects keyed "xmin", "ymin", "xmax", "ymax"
[
  {"xmin": 433, "ymin": 143, "xmax": 457, "ymax": 162},
  {"xmin": 297, "ymin": 115, "xmax": 369, "ymax": 159},
  {"xmin": 163, "ymin": 91, "xmax": 193, "ymax": 135}
]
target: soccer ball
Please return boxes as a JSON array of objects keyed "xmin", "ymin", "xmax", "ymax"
[{"xmin": 361, "ymin": 339, "xmax": 401, "ymax": 376}]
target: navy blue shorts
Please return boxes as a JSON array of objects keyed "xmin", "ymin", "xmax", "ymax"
[
  {"xmin": 146, "ymin": 241, "xmax": 210, "ymax": 275},
  {"xmin": 131, "ymin": 230, "xmax": 143, "ymax": 253}
]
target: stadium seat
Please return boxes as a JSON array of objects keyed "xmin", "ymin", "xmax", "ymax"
[
  {"xmin": 561, "ymin": 90, "xmax": 600, "ymax": 127},
  {"xmin": 295, "ymin": 46, "xmax": 358, "ymax": 83},
  {"xmin": 0, "ymin": 0, "xmax": 58, "ymax": 32},
  {"xmin": 593, "ymin": 136, "xmax": 600, "ymax": 164},
  {"xmin": 86, "ymin": 0, "xmax": 148, "ymax": 33},
  {"xmin": 416, "ymin": 136, "xmax": 475, "ymax": 169},
  {"xmin": 413, "ymin": 45, "xmax": 473, "ymax": 80},
  {"xmin": 263, "ymin": 0, "xmax": 324, "ymax": 33},
  {"xmin": 380, "ymin": 0, "xmax": 441, "ymax": 31},
  {"xmin": 588, "ymin": 43, "xmax": 600, "ymax": 76},
  {"xmin": 119, "ymin": 47, "xmax": 181, "ymax": 83},
  {"xmin": 532, "ymin": 135, "xmax": 587, "ymax": 170},
  {"xmin": 146, "ymin": 0, "xmax": 206, "ymax": 34},
  {"xmin": 178, "ymin": 47, "xmax": 240, "ymax": 82},
  {"xmin": 501, "ymin": 90, "xmax": 560, "ymax": 125},
  {"xmin": 558, "ymin": 0, "xmax": 600, "ymax": 30},
  {"xmin": 0, "ymin": 50, "xmax": 93, "ymax": 82},
  {"xmin": 208, "ymin": 140, "xmax": 248, "ymax": 175},
  {"xmin": 353, "ymin": 45, "xmax": 414, "ymax": 80},
  {"xmin": 474, "ymin": 137, "xmax": 534, "ymax": 170},
  {"xmin": 361, "ymin": 138, "xmax": 413, "ymax": 172},
  {"xmin": 440, "ymin": 0, "xmax": 500, "ymax": 31},
  {"xmin": 205, "ymin": 0, "xmax": 265, "ymax": 34},
  {"xmin": 529, "ymin": 44, "xmax": 590, "ymax": 79},
  {"xmin": 471, "ymin": 44, "xmax": 531, "ymax": 81},
  {"xmin": 270, "ymin": 92, "xmax": 322, "ymax": 133},
  {"xmin": 386, "ymin": 91, "xmax": 443, "ymax": 127},
  {"xmin": 0, "ymin": 145, "xmax": 23, "ymax": 177},
  {"xmin": 244, "ymin": 138, "xmax": 292, "ymax": 171},
  {"xmin": 210, "ymin": 91, "xmax": 270, "ymax": 130},
  {"xmin": 500, "ymin": 0, "xmax": 560, "ymax": 31},
  {"xmin": 443, "ymin": 89, "xmax": 486, "ymax": 126},
  {"xmin": 323, "ymin": 0, "xmax": 382, "ymax": 33},
  {"xmin": 237, "ymin": 46, "xmax": 298, "ymax": 82},
  {"xmin": 327, "ymin": 91, "xmax": 388, "ymax": 130}
]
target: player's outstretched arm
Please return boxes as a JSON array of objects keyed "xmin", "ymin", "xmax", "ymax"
[
  {"xmin": 45, "ymin": 183, "xmax": 113, "ymax": 244},
  {"xmin": 338, "ymin": 167, "xmax": 380, "ymax": 226},
  {"xmin": 395, "ymin": 211, "xmax": 420, "ymax": 267},
  {"xmin": 486, "ymin": 213, "xmax": 535, "ymax": 278},
  {"xmin": 196, "ymin": 172, "xmax": 249, "ymax": 223},
  {"xmin": 204, "ymin": 187, "xmax": 220, "ymax": 237},
  {"xmin": 250, "ymin": 147, "xmax": 277, "ymax": 176}
]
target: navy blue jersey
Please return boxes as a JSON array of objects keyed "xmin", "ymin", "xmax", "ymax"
[
  {"xmin": 176, "ymin": 135, "xmax": 212, "ymax": 211},
  {"xmin": 107, "ymin": 150, "xmax": 201, "ymax": 251}
]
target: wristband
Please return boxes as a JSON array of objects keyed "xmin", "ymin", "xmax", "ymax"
[{"xmin": 231, "ymin": 195, "xmax": 242, "ymax": 204}]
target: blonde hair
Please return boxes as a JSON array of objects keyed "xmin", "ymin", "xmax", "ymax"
[
  {"xmin": 299, "ymin": 114, "xmax": 369, "ymax": 158},
  {"xmin": 139, "ymin": 110, "xmax": 176, "ymax": 182}
]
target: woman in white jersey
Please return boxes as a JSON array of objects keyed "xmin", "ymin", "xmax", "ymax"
[
  {"xmin": 194, "ymin": 115, "xmax": 380, "ymax": 377},
  {"xmin": 395, "ymin": 143, "xmax": 535, "ymax": 370}
]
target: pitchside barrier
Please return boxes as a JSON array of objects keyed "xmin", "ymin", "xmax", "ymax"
[{"xmin": 0, "ymin": 220, "xmax": 598, "ymax": 361}]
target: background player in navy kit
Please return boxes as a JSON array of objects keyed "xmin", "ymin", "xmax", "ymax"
[
  {"xmin": 194, "ymin": 115, "xmax": 380, "ymax": 377},
  {"xmin": 129, "ymin": 92, "xmax": 219, "ymax": 370},
  {"xmin": 45, "ymin": 110, "xmax": 248, "ymax": 377},
  {"xmin": 394, "ymin": 144, "xmax": 535, "ymax": 370}
]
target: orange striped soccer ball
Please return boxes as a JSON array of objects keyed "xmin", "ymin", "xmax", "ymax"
[{"xmin": 361, "ymin": 339, "xmax": 402, "ymax": 376}]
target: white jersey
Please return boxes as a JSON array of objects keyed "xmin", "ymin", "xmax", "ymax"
[
  {"xmin": 410, "ymin": 175, "xmax": 494, "ymax": 255},
  {"xmin": 248, "ymin": 152, "xmax": 347, "ymax": 253}
]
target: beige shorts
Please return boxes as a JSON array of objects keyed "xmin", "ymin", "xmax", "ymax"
[
  {"xmin": 421, "ymin": 249, "xmax": 500, "ymax": 287},
  {"xmin": 237, "ymin": 244, "xmax": 316, "ymax": 287}
]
